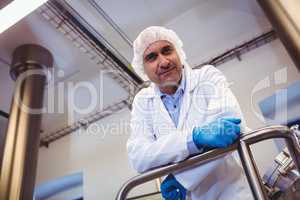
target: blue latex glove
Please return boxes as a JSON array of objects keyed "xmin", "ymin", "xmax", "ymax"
[
  {"xmin": 160, "ymin": 174, "xmax": 186, "ymax": 200},
  {"xmin": 193, "ymin": 118, "xmax": 241, "ymax": 149}
]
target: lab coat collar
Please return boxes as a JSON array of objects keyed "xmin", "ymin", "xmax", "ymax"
[
  {"xmin": 148, "ymin": 63, "xmax": 197, "ymax": 99},
  {"xmin": 155, "ymin": 66, "xmax": 186, "ymax": 99},
  {"xmin": 149, "ymin": 63, "xmax": 197, "ymax": 130}
]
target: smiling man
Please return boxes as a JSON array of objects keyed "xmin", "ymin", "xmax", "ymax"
[
  {"xmin": 143, "ymin": 40, "xmax": 182, "ymax": 94},
  {"xmin": 127, "ymin": 26, "xmax": 253, "ymax": 200}
]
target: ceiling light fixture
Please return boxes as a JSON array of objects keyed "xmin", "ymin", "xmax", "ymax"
[{"xmin": 0, "ymin": 0, "xmax": 49, "ymax": 34}]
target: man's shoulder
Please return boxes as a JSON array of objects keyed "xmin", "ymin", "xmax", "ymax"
[
  {"xmin": 193, "ymin": 64, "xmax": 220, "ymax": 77},
  {"xmin": 135, "ymin": 86, "xmax": 155, "ymax": 98},
  {"xmin": 131, "ymin": 86, "xmax": 156, "ymax": 113},
  {"xmin": 191, "ymin": 64, "xmax": 226, "ymax": 85},
  {"xmin": 133, "ymin": 86, "xmax": 155, "ymax": 104}
]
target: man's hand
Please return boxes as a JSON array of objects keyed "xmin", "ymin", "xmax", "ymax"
[
  {"xmin": 160, "ymin": 174, "xmax": 186, "ymax": 200},
  {"xmin": 192, "ymin": 118, "xmax": 241, "ymax": 149}
]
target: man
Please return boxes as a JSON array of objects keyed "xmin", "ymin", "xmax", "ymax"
[{"xmin": 127, "ymin": 26, "xmax": 253, "ymax": 199}]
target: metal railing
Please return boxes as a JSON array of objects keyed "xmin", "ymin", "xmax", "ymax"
[{"xmin": 116, "ymin": 125, "xmax": 300, "ymax": 200}]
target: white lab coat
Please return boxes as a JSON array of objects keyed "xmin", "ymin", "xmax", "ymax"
[{"xmin": 127, "ymin": 64, "xmax": 253, "ymax": 199}]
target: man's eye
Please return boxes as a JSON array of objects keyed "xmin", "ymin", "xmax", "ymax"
[
  {"xmin": 145, "ymin": 53, "xmax": 157, "ymax": 62},
  {"xmin": 162, "ymin": 46, "xmax": 173, "ymax": 54}
]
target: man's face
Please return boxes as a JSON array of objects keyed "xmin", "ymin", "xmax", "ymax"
[{"xmin": 143, "ymin": 40, "xmax": 183, "ymax": 88}]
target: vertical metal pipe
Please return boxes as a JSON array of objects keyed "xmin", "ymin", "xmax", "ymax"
[
  {"xmin": 257, "ymin": 0, "xmax": 300, "ymax": 70},
  {"xmin": 238, "ymin": 141, "xmax": 268, "ymax": 200},
  {"xmin": 285, "ymin": 138, "xmax": 300, "ymax": 172},
  {"xmin": 0, "ymin": 44, "xmax": 53, "ymax": 200}
]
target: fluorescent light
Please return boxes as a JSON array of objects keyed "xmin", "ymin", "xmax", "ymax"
[{"xmin": 0, "ymin": 0, "xmax": 49, "ymax": 34}]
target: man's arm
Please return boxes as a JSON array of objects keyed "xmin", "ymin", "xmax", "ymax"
[
  {"xmin": 174, "ymin": 65, "xmax": 248, "ymax": 191},
  {"xmin": 127, "ymin": 92, "xmax": 191, "ymax": 173}
]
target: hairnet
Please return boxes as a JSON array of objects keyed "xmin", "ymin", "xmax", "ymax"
[{"xmin": 132, "ymin": 26, "xmax": 187, "ymax": 81}]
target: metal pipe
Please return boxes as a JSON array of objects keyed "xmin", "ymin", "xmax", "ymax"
[
  {"xmin": 195, "ymin": 30, "xmax": 277, "ymax": 69},
  {"xmin": 285, "ymin": 137, "xmax": 300, "ymax": 172},
  {"xmin": 238, "ymin": 141, "xmax": 268, "ymax": 200},
  {"xmin": 116, "ymin": 144, "xmax": 238, "ymax": 200},
  {"xmin": 88, "ymin": 0, "xmax": 133, "ymax": 47},
  {"xmin": 0, "ymin": 44, "xmax": 53, "ymax": 200},
  {"xmin": 257, "ymin": 0, "xmax": 300, "ymax": 70},
  {"xmin": 237, "ymin": 126, "xmax": 300, "ymax": 199},
  {"xmin": 116, "ymin": 126, "xmax": 300, "ymax": 200}
]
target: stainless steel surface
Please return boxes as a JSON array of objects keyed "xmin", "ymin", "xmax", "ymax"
[
  {"xmin": 10, "ymin": 44, "xmax": 53, "ymax": 80},
  {"xmin": 116, "ymin": 144, "xmax": 238, "ymax": 200},
  {"xmin": 263, "ymin": 147, "xmax": 300, "ymax": 199},
  {"xmin": 116, "ymin": 126, "xmax": 300, "ymax": 200},
  {"xmin": 263, "ymin": 125, "xmax": 300, "ymax": 199},
  {"xmin": 0, "ymin": 44, "xmax": 53, "ymax": 200},
  {"xmin": 238, "ymin": 141, "xmax": 269, "ymax": 199},
  {"xmin": 257, "ymin": 0, "xmax": 300, "ymax": 70},
  {"xmin": 239, "ymin": 126, "xmax": 300, "ymax": 199}
]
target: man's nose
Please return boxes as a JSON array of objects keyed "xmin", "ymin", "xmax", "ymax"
[{"xmin": 158, "ymin": 55, "xmax": 169, "ymax": 68}]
